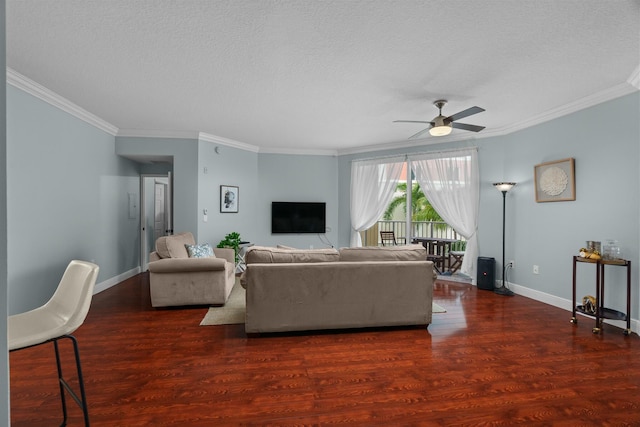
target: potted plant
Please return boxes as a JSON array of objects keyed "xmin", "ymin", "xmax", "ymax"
[{"xmin": 217, "ymin": 232, "xmax": 242, "ymax": 263}]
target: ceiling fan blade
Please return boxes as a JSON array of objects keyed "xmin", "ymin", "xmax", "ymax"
[
  {"xmin": 393, "ymin": 120, "xmax": 432, "ymax": 124},
  {"xmin": 451, "ymin": 122, "xmax": 486, "ymax": 132},
  {"xmin": 446, "ymin": 106, "xmax": 485, "ymax": 122},
  {"xmin": 409, "ymin": 126, "xmax": 433, "ymax": 139}
]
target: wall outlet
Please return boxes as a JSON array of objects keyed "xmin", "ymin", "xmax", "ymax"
[
  {"xmin": 533, "ymin": 265, "xmax": 539, "ymax": 274},
  {"xmin": 508, "ymin": 260, "xmax": 515, "ymax": 268}
]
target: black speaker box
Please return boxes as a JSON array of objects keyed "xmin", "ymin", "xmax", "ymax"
[{"xmin": 477, "ymin": 257, "xmax": 496, "ymax": 290}]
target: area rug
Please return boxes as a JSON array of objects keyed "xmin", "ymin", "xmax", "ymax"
[
  {"xmin": 201, "ymin": 283, "xmax": 446, "ymax": 326},
  {"xmin": 199, "ymin": 281, "xmax": 246, "ymax": 326}
]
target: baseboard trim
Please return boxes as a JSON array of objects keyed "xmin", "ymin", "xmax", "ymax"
[
  {"xmin": 94, "ymin": 267, "xmax": 141, "ymax": 294},
  {"xmin": 505, "ymin": 281, "xmax": 638, "ymax": 334}
]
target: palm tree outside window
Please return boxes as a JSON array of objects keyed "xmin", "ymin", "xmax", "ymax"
[
  {"xmin": 383, "ymin": 182, "xmax": 443, "ymax": 223},
  {"xmin": 354, "ymin": 149, "xmax": 477, "ymax": 277},
  {"xmin": 366, "ymin": 165, "xmax": 462, "ymax": 246}
]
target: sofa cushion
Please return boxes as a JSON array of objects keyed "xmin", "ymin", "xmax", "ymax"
[
  {"xmin": 148, "ymin": 256, "xmax": 227, "ymax": 273},
  {"xmin": 186, "ymin": 243, "xmax": 215, "ymax": 258},
  {"xmin": 245, "ymin": 246, "xmax": 339, "ymax": 264},
  {"xmin": 339, "ymin": 245, "xmax": 426, "ymax": 262},
  {"xmin": 155, "ymin": 232, "xmax": 195, "ymax": 259}
]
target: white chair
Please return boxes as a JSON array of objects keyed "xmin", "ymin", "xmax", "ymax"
[{"xmin": 9, "ymin": 260, "xmax": 99, "ymax": 426}]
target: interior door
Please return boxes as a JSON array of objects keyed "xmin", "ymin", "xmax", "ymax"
[
  {"xmin": 140, "ymin": 174, "xmax": 173, "ymax": 271},
  {"xmin": 165, "ymin": 171, "xmax": 173, "ymax": 235},
  {"xmin": 154, "ymin": 182, "xmax": 167, "ymax": 242}
]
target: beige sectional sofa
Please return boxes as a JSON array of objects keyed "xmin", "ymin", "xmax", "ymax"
[
  {"xmin": 148, "ymin": 232, "xmax": 236, "ymax": 307},
  {"xmin": 242, "ymin": 245, "xmax": 435, "ymax": 333}
]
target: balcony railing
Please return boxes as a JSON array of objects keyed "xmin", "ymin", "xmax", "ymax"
[{"xmin": 361, "ymin": 220, "xmax": 464, "ymax": 247}]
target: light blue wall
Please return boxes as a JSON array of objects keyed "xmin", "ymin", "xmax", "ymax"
[
  {"xmin": 196, "ymin": 144, "xmax": 339, "ymax": 250},
  {"xmin": 1, "ymin": 0, "xmax": 9, "ymax": 422},
  {"xmin": 115, "ymin": 137, "xmax": 198, "ymax": 237},
  {"xmin": 116, "ymin": 137, "xmax": 339, "ymax": 252},
  {"xmin": 7, "ymin": 85, "xmax": 140, "ymax": 315},
  {"xmin": 478, "ymin": 93, "xmax": 639, "ymax": 313},
  {"xmin": 255, "ymin": 153, "xmax": 339, "ymax": 248},
  {"xmin": 337, "ymin": 92, "xmax": 640, "ymax": 317},
  {"xmin": 196, "ymin": 140, "xmax": 259, "ymax": 247}
]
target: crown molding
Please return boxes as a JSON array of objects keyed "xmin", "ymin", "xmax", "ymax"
[
  {"xmin": 337, "ymin": 137, "xmax": 440, "ymax": 156},
  {"xmin": 628, "ymin": 63, "xmax": 640, "ymax": 90},
  {"xmin": 337, "ymin": 132, "xmax": 487, "ymax": 156},
  {"xmin": 117, "ymin": 129, "xmax": 262, "ymax": 153},
  {"xmin": 259, "ymin": 146, "xmax": 338, "ymax": 156},
  {"xmin": 495, "ymin": 81, "xmax": 639, "ymax": 136},
  {"xmin": 8, "ymin": 66, "xmax": 638, "ymax": 157},
  {"xmin": 6, "ymin": 67, "xmax": 119, "ymax": 136},
  {"xmin": 117, "ymin": 128, "xmax": 200, "ymax": 140},
  {"xmin": 339, "ymin": 81, "xmax": 639, "ymax": 156},
  {"xmin": 198, "ymin": 132, "xmax": 260, "ymax": 153}
]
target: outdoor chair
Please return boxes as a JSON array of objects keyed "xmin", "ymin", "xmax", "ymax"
[
  {"xmin": 9, "ymin": 260, "xmax": 100, "ymax": 426},
  {"xmin": 449, "ymin": 240, "xmax": 467, "ymax": 273},
  {"xmin": 426, "ymin": 240, "xmax": 445, "ymax": 273},
  {"xmin": 380, "ymin": 231, "xmax": 406, "ymax": 246}
]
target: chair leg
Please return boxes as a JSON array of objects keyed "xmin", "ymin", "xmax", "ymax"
[
  {"xmin": 53, "ymin": 335, "xmax": 90, "ymax": 426},
  {"xmin": 53, "ymin": 339, "xmax": 68, "ymax": 425}
]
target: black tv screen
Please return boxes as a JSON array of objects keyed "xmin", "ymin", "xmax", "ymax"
[{"xmin": 271, "ymin": 202, "xmax": 326, "ymax": 234}]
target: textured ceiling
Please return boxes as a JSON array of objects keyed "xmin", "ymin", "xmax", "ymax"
[{"xmin": 6, "ymin": 0, "xmax": 640, "ymax": 154}]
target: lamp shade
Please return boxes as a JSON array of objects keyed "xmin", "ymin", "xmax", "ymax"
[{"xmin": 493, "ymin": 182, "xmax": 516, "ymax": 192}]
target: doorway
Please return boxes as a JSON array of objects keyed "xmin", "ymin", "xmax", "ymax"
[{"xmin": 140, "ymin": 173, "xmax": 173, "ymax": 271}]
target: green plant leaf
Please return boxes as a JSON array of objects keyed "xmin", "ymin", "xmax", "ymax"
[{"xmin": 217, "ymin": 232, "xmax": 243, "ymax": 263}]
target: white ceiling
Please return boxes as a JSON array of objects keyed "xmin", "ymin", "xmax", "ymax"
[{"xmin": 6, "ymin": 0, "xmax": 640, "ymax": 155}]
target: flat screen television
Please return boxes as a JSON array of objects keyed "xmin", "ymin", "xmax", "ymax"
[{"xmin": 271, "ymin": 202, "xmax": 326, "ymax": 234}]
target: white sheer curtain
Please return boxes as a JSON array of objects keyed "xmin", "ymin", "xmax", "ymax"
[
  {"xmin": 350, "ymin": 157, "xmax": 405, "ymax": 247},
  {"xmin": 411, "ymin": 148, "xmax": 479, "ymax": 276}
]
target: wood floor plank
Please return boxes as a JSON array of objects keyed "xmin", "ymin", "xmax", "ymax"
[{"xmin": 9, "ymin": 272, "xmax": 640, "ymax": 425}]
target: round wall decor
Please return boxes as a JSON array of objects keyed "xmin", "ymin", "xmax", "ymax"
[
  {"xmin": 539, "ymin": 166, "xmax": 568, "ymax": 196},
  {"xmin": 534, "ymin": 158, "xmax": 576, "ymax": 202}
]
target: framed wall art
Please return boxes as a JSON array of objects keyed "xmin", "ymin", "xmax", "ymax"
[
  {"xmin": 220, "ymin": 185, "xmax": 239, "ymax": 213},
  {"xmin": 534, "ymin": 158, "xmax": 575, "ymax": 202}
]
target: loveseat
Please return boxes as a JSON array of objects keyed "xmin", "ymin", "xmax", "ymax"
[
  {"xmin": 148, "ymin": 232, "xmax": 236, "ymax": 307},
  {"xmin": 242, "ymin": 245, "xmax": 435, "ymax": 333}
]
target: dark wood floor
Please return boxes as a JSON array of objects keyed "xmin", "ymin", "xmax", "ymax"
[{"xmin": 9, "ymin": 272, "xmax": 640, "ymax": 426}]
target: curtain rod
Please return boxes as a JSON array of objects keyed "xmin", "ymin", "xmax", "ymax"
[
  {"xmin": 351, "ymin": 146, "xmax": 477, "ymax": 163},
  {"xmin": 350, "ymin": 153, "xmax": 407, "ymax": 163}
]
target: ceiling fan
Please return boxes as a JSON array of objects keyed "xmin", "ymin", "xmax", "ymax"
[{"xmin": 394, "ymin": 100, "xmax": 485, "ymax": 138}]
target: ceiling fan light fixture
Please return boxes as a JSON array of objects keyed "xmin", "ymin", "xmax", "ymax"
[
  {"xmin": 429, "ymin": 115, "xmax": 452, "ymax": 136},
  {"xmin": 395, "ymin": 99, "xmax": 484, "ymax": 139},
  {"xmin": 429, "ymin": 124, "xmax": 452, "ymax": 136}
]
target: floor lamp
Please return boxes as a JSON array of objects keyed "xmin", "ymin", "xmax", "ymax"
[{"xmin": 493, "ymin": 182, "xmax": 516, "ymax": 296}]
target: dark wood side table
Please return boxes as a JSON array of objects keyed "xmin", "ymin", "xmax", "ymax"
[{"xmin": 571, "ymin": 255, "xmax": 631, "ymax": 335}]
